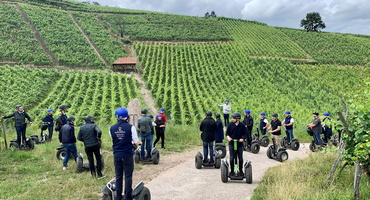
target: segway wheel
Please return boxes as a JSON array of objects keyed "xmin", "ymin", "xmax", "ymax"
[
  {"xmin": 133, "ymin": 186, "xmax": 151, "ymax": 200},
  {"xmin": 134, "ymin": 151, "xmax": 140, "ymax": 164},
  {"xmin": 30, "ymin": 136, "xmax": 40, "ymax": 144},
  {"xmin": 9, "ymin": 142, "xmax": 19, "ymax": 151},
  {"xmin": 280, "ymin": 136, "xmax": 287, "ymax": 148},
  {"xmin": 195, "ymin": 152, "xmax": 203, "ymax": 169},
  {"xmin": 309, "ymin": 143, "xmax": 315, "ymax": 152},
  {"xmin": 245, "ymin": 164, "xmax": 252, "ymax": 184},
  {"xmin": 152, "ymin": 150, "xmax": 160, "ymax": 165},
  {"xmin": 101, "ymin": 193, "xmax": 112, "ymax": 200},
  {"xmin": 26, "ymin": 139, "xmax": 35, "ymax": 150},
  {"xmin": 56, "ymin": 149, "xmax": 66, "ymax": 160},
  {"xmin": 215, "ymin": 156, "xmax": 221, "ymax": 169},
  {"xmin": 100, "ymin": 153, "xmax": 105, "ymax": 170},
  {"xmin": 76, "ymin": 156, "xmax": 84, "ymax": 173},
  {"xmin": 266, "ymin": 146, "xmax": 274, "ymax": 159},
  {"xmin": 215, "ymin": 145, "xmax": 226, "ymax": 158},
  {"xmin": 261, "ymin": 137, "xmax": 269, "ymax": 147},
  {"xmin": 251, "ymin": 143, "xmax": 260, "ymax": 154},
  {"xmin": 277, "ymin": 151, "xmax": 289, "ymax": 162},
  {"xmin": 291, "ymin": 140, "xmax": 300, "ymax": 151},
  {"xmin": 221, "ymin": 162, "xmax": 229, "ymax": 183}
]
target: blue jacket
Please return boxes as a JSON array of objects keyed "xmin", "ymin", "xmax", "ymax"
[
  {"xmin": 43, "ymin": 114, "xmax": 54, "ymax": 127},
  {"xmin": 284, "ymin": 116, "xmax": 293, "ymax": 130},
  {"xmin": 110, "ymin": 120, "xmax": 134, "ymax": 158},
  {"xmin": 215, "ymin": 118, "xmax": 224, "ymax": 141},
  {"xmin": 59, "ymin": 122, "xmax": 76, "ymax": 144}
]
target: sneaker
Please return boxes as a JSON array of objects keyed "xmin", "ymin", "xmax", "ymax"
[
  {"xmin": 209, "ymin": 160, "xmax": 214, "ymax": 164},
  {"xmin": 239, "ymin": 172, "xmax": 245, "ymax": 177},
  {"xmin": 162, "ymin": 147, "xmax": 166, "ymax": 149},
  {"xmin": 97, "ymin": 174, "xmax": 106, "ymax": 180},
  {"xmin": 63, "ymin": 166, "xmax": 67, "ymax": 170},
  {"xmin": 229, "ymin": 172, "xmax": 235, "ymax": 177}
]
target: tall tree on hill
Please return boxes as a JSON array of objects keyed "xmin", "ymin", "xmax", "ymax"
[
  {"xmin": 210, "ymin": 11, "xmax": 217, "ymax": 17},
  {"xmin": 300, "ymin": 12, "xmax": 326, "ymax": 32},
  {"xmin": 204, "ymin": 12, "xmax": 210, "ymax": 18},
  {"xmin": 112, "ymin": 16, "xmax": 125, "ymax": 37}
]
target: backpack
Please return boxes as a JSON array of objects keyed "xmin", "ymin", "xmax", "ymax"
[{"xmin": 55, "ymin": 114, "xmax": 63, "ymax": 131}]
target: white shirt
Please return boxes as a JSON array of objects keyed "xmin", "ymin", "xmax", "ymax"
[{"xmin": 218, "ymin": 104, "xmax": 231, "ymax": 114}]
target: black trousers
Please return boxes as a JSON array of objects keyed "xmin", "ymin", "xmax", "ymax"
[
  {"xmin": 15, "ymin": 125, "xmax": 27, "ymax": 145},
  {"xmin": 85, "ymin": 144, "xmax": 103, "ymax": 177},
  {"xmin": 48, "ymin": 126, "xmax": 54, "ymax": 141},
  {"xmin": 246, "ymin": 129, "xmax": 252, "ymax": 146},
  {"xmin": 154, "ymin": 130, "xmax": 165, "ymax": 148},
  {"xmin": 223, "ymin": 114, "xmax": 230, "ymax": 126},
  {"xmin": 229, "ymin": 142, "xmax": 243, "ymax": 173}
]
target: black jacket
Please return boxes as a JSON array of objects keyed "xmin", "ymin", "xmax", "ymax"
[
  {"xmin": 155, "ymin": 119, "xmax": 165, "ymax": 134},
  {"xmin": 4, "ymin": 111, "xmax": 32, "ymax": 127},
  {"xmin": 226, "ymin": 122, "xmax": 247, "ymax": 141},
  {"xmin": 243, "ymin": 115, "xmax": 254, "ymax": 131},
  {"xmin": 59, "ymin": 122, "xmax": 76, "ymax": 144},
  {"xmin": 215, "ymin": 118, "xmax": 224, "ymax": 141},
  {"xmin": 42, "ymin": 114, "xmax": 54, "ymax": 127},
  {"xmin": 55, "ymin": 113, "xmax": 67, "ymax": 130},
  {"xmin": 77, "ymin": 122, "xmax": 102, "ymax": 148},
  {"xmin": 199, "ymin": 117, "xmax": 216, "ymax": 142}
]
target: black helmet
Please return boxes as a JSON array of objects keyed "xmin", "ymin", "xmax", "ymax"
[
  {"xmin": 215, "ymin": 113, "xmax": 221, "ymax": 118},
  {"xmin": 67, "ymin": 116, "xmax": 75, "ymax": 122},
  {"xmin": 206, "ymin": 111, "xmax": 212, "ymax": 117},
  {"xmin": 272, "ymin": 113, "xmax": 278, "ymax": 117},
  {"xmin": 141, "ymin": 109, "xmax": 148, "ymax": 115},
  {"xmin": 84, "ymin": 116, "xmax": 94, "ymax": 122},
  {"xmin": 149, "ymin": 115, "xmax": 153, "ymax": 119},
  {"xmin": 59, "ymin": 105, "xmax": 67, "ymax": 110},
  {"xmin": 16, "ymin": 105, "xmax": 22, "ymax": 109},
  {"xmin": 231, "ymin": 112, "xmax": 241, "ymax": 119}
]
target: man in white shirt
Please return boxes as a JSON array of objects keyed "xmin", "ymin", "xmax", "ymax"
[{"xmin": 218, "ymin": 100, "xmax": 231, "ymax": 126}]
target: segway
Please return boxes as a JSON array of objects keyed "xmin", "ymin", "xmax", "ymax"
[
  {"xmin": 76, "ymin": 152, "xmax": 105, "ymax": 173},
  {"xmin": 280, "ymin": 136, "xmax": 300, "ymax": 151},
  {"xmin": 307, "ymin": 128, "xmax": 326, "ymax": 152},
  {"xmin": 266, "ymin": 137, "xmax": 288, "ymax": 162},
  {"xmin": 56, "ymin": 145, "xmax": 67, "ymax": 160},
  {"xmin": 101, "ymin": 177, "xmax": 151, "ymax": 200},
  {"xmin": 133, "ymin": 146, "xmax": 160, "ymax": 165},
  {"xmin": 243, "ymin": 138, "xmax": 260, "ymax": 154},
  {"xmin": 220, "ymin": 139, "xmax": 252, "ymax": 183},
  {"xmin": 30, "ymin": 122, "xmax": 49, "ymax": 144},
  {"xmin": 330, "ymin": 134, "xmax": 339, "ymax": 146},
  {"xmin": 195, "ymin": 150, "xmax": 221, "ymax": 169},
  {"xmin": 9, "ymin": 137, "xmax": 35, "ymax": 151},
  {"xmin": 252, "ymin": 123, "xmax": 269, "ymax": 147},
  {"xmin": 214, "ymin": 143, "xmax": 227, "ymax": 158}
]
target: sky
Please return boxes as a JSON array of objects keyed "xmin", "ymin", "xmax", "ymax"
[{"xmin": 76, "ymin": 0, "xmax": 370, "ymax": 35}]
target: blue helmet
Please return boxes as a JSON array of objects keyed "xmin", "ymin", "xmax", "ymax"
[
  {"xmin": 160, "ymin": 108, "xmax": 165, "ymax": 112},
  {"xmin": 260, "ymin": 112, "xmax": 266, "ymax": 115},
  {"xmin": 225, "ymin": 99, "xmax": 229, "ymax": 102},
  {"xmin": 47, "ymin": 109, "xmax": 54, "ymax": 112},
  {"xmin": 324, "ymin": 112, "xmax": 330, "ymax": 116},
  {"xmin": 244, "ymin": 110, "xmax": 250, "ymax": 114},
  {"xmin": 157, "ymin": 114, "xmax": 163, "ymax": 118},
  {"xmin": 285, "ymin": 111, "xmax": 291, "ymax": 115},
  {"xmin": 115, "ymin": 108, "xmax": 128, "ymax": 119}
]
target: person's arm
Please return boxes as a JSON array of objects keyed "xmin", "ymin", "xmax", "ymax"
[
  {"xmin": 95, "ymin": 125, "xmax": 102, "ymax": 140},
  {"xmin": 199, "ymin": 121, "xmax": 203, "ymax": 132},
  {"xmin": 286, "ymin": 118, "xmax": 294, "ymax": 126},
  {"xmin": 226, "ymin": 125, "xmax": 232, "ymax": 141},
  {"xmin": 77, "ymin": 129, "xmax": 83, "ymax": 142},
  {"xmin": 59, "ymin": 129, "xmax": 62, "ymax": 143},
  {"xmin": 71, "ymin": 126, "xmax": 76, "ymax": 143},
  {"xmin": 3, "ymin": 112, "xmax": 15, "ymax": 119},
  {"xmin": 131, "ymin": 126, "xmax": 142, "ymax": 145},
  {"xmin": 264, "ymin": 119, "xmax": 269, "ymax": 129},
  {"xmin": 240, "ymin": 126, "xmax": 247, "ymax": 142},
  {"xmin": 25, "ymin": 112, "xmax": 32, "ymax": 123},
  {"xmin": 247, "ymin": 117, "xmax": 253, "ymax": 127}
]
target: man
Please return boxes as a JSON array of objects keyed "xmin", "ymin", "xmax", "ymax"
[
  {"xmin": 199, "ymin": 111, "xmax": 216, "ymax": 163},
  {"xmin": 138, "ymin": 109, "xmax": 153, "ymax": 160},
  {"xmin": 214, "ymin": 113, "xmax": 224, "ymax": 143},
  {"xmin": 2, "ymin": 105, "xmax": 32, "ymax": 145},
  {"xmin": 218, "ymin": 100, "xmax": 231, "ymax": 126},
  {"xmin": 59, "ymin": 116, "xmax": 78, "ymax": 170},
  {"xmin": 268, "ymin": 113, "xmax": 282, "ymax": 155},
  {"xmin": 77, "ymin": 116, "xmax": 104, "ymax": 179},
  {"xmin": 282, "ymin": 111, "xmax": 294, "ymax": 144},
  {"xmin": 259, "ymin": 112, "xmax": 269, "ymax": 136},
  {"xmin": 55, "ymin": 105, "xmax": 67, "ymax": 132},
  {"xmin": 322, "ymin": 113, "xmax": 332, "ymax": 143},
  {"xmin": 42, "ymin": 109, "xmax": 54, "ymax": 141},
  {"xmin": 243, "ymin": 110, "xmax": 254, "ymax": 149},
  {"xmin": 110, "ymin": 108, "xmax": 141, "ymax": 200},
  {"xmin": 307, "ymin": 112, "xmax": 324, "ymax": 145},
  {"xmin": 226, "ymin": 113, "xmax": 247, "ymax": 176}
]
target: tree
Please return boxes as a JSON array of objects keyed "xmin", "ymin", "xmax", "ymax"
[
  {"xmin": 300, "ymin": 12, "xmax": 326, "ymax": 32},
  {"xmin": 210, "ymin": 11, "xmax": 217, "ymax": 17},
  {"xmin": 111, "ymin": 16, "xmax": 125, "ymax": 37},
  {"xmin": 92, "ymin": 1, "xmax": 100, "ymax": 6},
  {"xmin": 204, "ymin": 12, "xmax": 210, "ymax": 18}
]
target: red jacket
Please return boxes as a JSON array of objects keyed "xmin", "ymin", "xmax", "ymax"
[{"xmin": 156, "ymin": 112, "xmax": 167, "ymax": 124}]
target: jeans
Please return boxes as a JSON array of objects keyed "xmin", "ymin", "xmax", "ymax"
[
  {"xmin": 154, "ymin": 130, "xmax": 165, "ymax": 148},
  {"xmin": 141, "ymin": 132, "xmax": 153, "ymax": 159},
  {"xmin": 203, "ymin": 141, "xmax": 214, "ymax": 162},
  {"xmin": 260, "ymin": 128, "xmax": 267, "ymax": 136},
  {"xmin": 285, "ymin": 129, "xmax": 294, "ymax": 143},
  {"xmin": 114, "ymin": 156, "xmax": 134, "ymax": 200},
  {"xmin": 15, "ymin": 125, "xmax": 27, "ymax": 145},
  {"xmin": 229, "ymin": 141, "xmax": 243, "ymax": 173},
  {"xmin": 48, "ymin": 126, "xmax": 54, "ymax": 141},
  {"xmin": 223, "ymin": 114, "xmax": 230, "ymax": 126},
  {"xmin": 314, "ymin": 133, "xmax": 323, "ymax": 144},
  {"xmin": 246, "ymin": 129, "xmax": 252, "ymax": 147},
  {"xmin": 85, "ymin": 144, "xmax": 103, "ymax": 177},
  {"xmin": 63, "ymin": 143, "xmax": 78, "ymax": 167}
]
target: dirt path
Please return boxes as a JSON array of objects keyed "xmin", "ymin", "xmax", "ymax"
[
  {"xmin": 132, "ymin": 73, "xmax": 157, "ymax": 114},
  {"xmin": 141, "ymin": 144, "xmax": 310, "ymax": 200}
]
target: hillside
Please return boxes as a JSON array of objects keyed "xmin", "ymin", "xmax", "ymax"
[{"xmin": 0, "ymin": 0, "xmax": 369, "ymax": 129}]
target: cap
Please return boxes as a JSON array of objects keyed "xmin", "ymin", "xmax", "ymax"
[
  {"xmin": 47, "ymin": 109, "xmax": 54, "ymax": 112},
  {"xmin": 285, "ymin": 111, "xmax": 291, "ymax": 114},
  {"xmin": 260, "ymin": 112, "xmax": 266, "ymax": 115}
]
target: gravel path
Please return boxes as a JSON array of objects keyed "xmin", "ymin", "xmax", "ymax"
[{"xmin": 143, "ymin": 143, "xmax": 310, "ymax": 200}]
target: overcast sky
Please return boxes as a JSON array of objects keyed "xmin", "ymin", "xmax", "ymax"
[{"xmin": 76, "ymin": 0, "xmax": 370, "ymax": 35}]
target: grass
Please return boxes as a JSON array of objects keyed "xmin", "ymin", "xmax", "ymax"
[
  {"xmin": 0, "ymin": 123, "xmax": 199, "ymax": 200},
  {"xmin": 252, "ymin": 150, "xmax": 370, "ymax": 200}
]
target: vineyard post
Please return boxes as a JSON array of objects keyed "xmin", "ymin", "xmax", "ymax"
[
  {"xmin": 354, "ymin": 160, "xmax": 363, "ymax": 200},
  {"xmin": 2, "ymin": 119, "xmax": 8, "ymax": 149}
]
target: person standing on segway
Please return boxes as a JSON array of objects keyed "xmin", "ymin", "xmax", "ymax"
[
  {"xmin": 267, "ymin": 113, "xmax": 282, "ymax": 155},
  {"xmin": 226, "ymin": 113, "xmax": 247, "ymax": 177},
  {"xmin": 307, "ymin": 112, "xmax": 325, "ymax": 145},
  {"xmin": 200, "ymin": 111, "xmax": 217, "ymax": 163},
  {"xmin": 282, "ymin": 111, "xmax": 294, "ymax": 145},
  {"xmin": 322, "ymin": 113, "xmax": 333, "ymax": 143},
  {"xmin": 59, "ymin": 116, "xmax": 78, "ymax": 170},
  {"xmin": 42, "ymin": 109, "xmax": 54, "ymax": 141},
  {"xmin": 110, "ymin": 108, "xmax": 142, "ymax": 200},
  {"xmin": 77, "ymin": 116, "xmax": 105, "ymax": 179},
  {"xmin": 55, "ymin": 105, "xmax": 68, "ymax": 132},
  {"xmin": 138, "ymin": 109, "xmax": 153, "ymax": 161},
  {"xmin": 259, "ymin": 112, "xmax": 269, "ymax": 136},
  {"xmin": 243, "ymin": 110, "xmax": 253, "ymax": 150},
  {"xmin": 2, "ymin": 105, "xmax": 33, "ymax": 146},
  {"xmin": 215, "ymin": 113, "xmax": 224, "ymax": 143},
  {"xmin": 217, "ymin": 100, "xmax": 231, "ymax": 127}
]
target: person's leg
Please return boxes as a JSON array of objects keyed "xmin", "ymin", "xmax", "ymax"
[
  {"xmin": 15, "ymin": 126, "xmax": 22, "ymax": 145},
  {"xmin": 203, "ymin": 141, "xmax": 208, "ymax": 162},
  {"xmin": 21, "ymin": 125, "xmax": 27, "ymax": 145},
  {"xmin": 161, "ymin": 131, "xmax": 165, "ymax": 148},
  {"xmin": 291, "ymin": 129, "xmax": 294, "ymax": 139},
  {"xmin": 93, "ymin": 145, "xmax": 103, "ymax": 177},
  {"xmin": 246, "ymin": 130, "xmax": 252, "ymax": 147},
  {"xmin": 237, "ymin": 144, "xmax": 244, "ymax": 173},
  {"xmin": 63, "ymin": 144, "xmax": 70, "ymax": 167},
  {"xmin": 285, "ymin": 130, "xmax": 291, "ymax": 143},
  {"xmin": 223, "ymin": 114, "xmax": 227, "ymax": 126},
  {"xmin": 153, "ymin": 131, "xmax": 160, "ymax": 147},
  {"xmin": 147, "ymin": 134, "xmax": 153, "ymax": 159},
  {"xmin": 140, "ymin": 134, "xmax": 147, "ymax": 160},
  {"xmin": 123, "ymin": 156, "xmax": 134, "ymax": 200},
  {"xmin": 229, "ymin": 143, "xmax": 235, "ymax": 174},
  {"xmin": 261, "ymin": 128, "xmax": 266, "ymax": 136},
  {"xmin": 114, "ymin": 157, "xmax": 124, "ymax": 200},
  {"xmin": 70, "ymin": 143, "xmax": 78, "ymax": 161},
  {"xmin": 48, "ymin": 126, "xmax": 53, "ymax": 141},
  {"xmin": 85, "ymin": 146, "xmax": 96, "ymax": 177},
  {"xmin": 209, "ymin": 141, "xmax": 214, "ymax": 162},
  {"xmin": 315, "ymin": 133, "xmax": 323, "ymax": 144}
]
